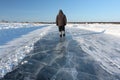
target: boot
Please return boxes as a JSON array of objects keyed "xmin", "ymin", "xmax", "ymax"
[
  {"xmin": 62, "ymin": 31, "xmax": 65, "ymax": 37},
  {"xmin": 59, "ymin": 32, "xmax": 62, "ymax": 37},
  {"xmin": 63, "ymin": 34, "xmax": 65, "ymax": 37},
  {"xmin": 60, "ymin": 34, "xmax": 62, "ymax": 37}
]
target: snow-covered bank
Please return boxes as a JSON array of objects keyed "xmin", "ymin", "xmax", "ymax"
[
  {"xmin": 67, "ymin": 24, "xmax": 120, "ymax": 37},
  {"xmin": 0, "ymin": 23, "xmax": 54, "ymax": 78},
  {"xmin": 0, "ymin": 23, "xmax": 46, "ymax": 30}
]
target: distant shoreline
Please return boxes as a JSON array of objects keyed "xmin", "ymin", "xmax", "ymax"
[{"xmin": 0, "ymin": 22, "xmax": 120, "ymax": 24}]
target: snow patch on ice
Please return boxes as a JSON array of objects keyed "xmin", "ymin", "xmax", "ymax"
[{"xmin": 0, "ymin": 24, "xmax": 54, "ymax": 78}]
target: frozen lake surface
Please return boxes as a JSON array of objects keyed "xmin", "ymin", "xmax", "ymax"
[{"xmin": 0, "ymin": 23, "xmax": 120, "ymax": 80}]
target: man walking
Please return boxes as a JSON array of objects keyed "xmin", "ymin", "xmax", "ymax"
[{"xmin": 56, "ymin": 9, "xmax": 67, "ymax": 37}]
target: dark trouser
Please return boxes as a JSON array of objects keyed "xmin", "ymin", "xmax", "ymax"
[
  {"xmin": 58, "ymin": 26, "xmax": 65, "ymax": 37},
  {"xmin": 58, "ymin": 26, "xmax": 65, "ymax": 32}
]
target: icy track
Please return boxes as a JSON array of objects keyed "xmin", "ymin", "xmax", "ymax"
[{"xmin": 0, "ymin": 23, "xmax": 120, "ymax": 79}]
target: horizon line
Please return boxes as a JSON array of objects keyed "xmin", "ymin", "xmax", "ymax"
[{"xmin": 1, "ymin": 21, "xmax": 120, "ymax": 24}]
